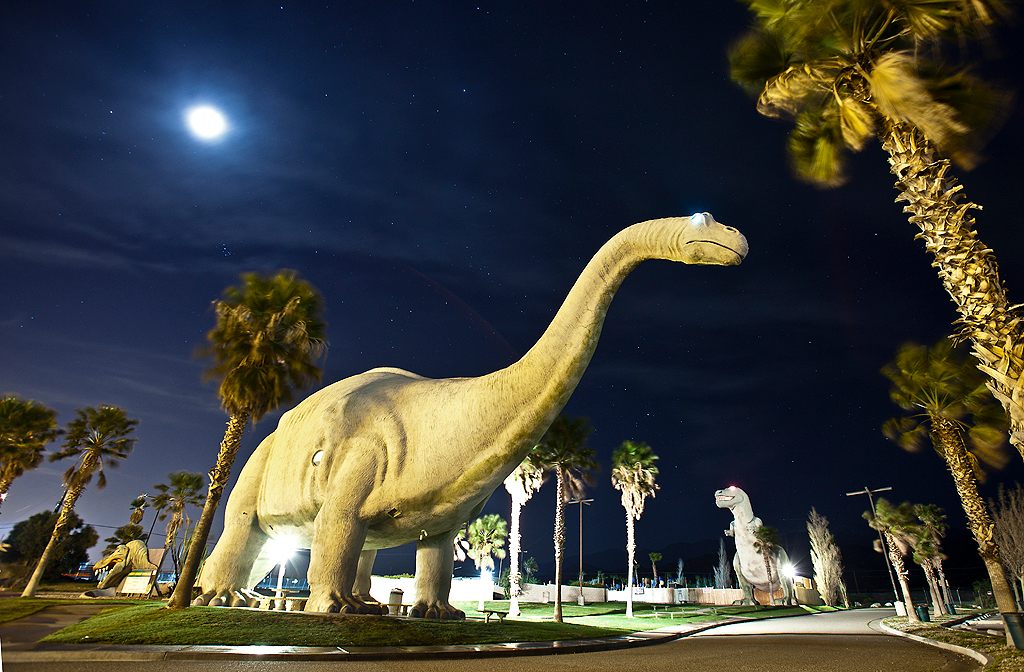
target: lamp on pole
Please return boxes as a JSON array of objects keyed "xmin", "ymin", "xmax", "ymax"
[
  {"xmin": 567, "ymin": 498, "xmax": 593, "ymax": 605},
  {"xmin": 846, "ymin": 485, "xmax": 900, "ymax": 603}
]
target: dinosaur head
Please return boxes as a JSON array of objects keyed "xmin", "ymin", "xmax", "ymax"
[
  {"xmin": 94, "ymin": 543, "xmax": 130, "ymax": 572},
  {"xmin": 665, "ymin": 212, "xmax": 748, "ymax": 266},
  {"xmin": 714, "ymin": 485, "xmax": 749, "ymax": 511}
]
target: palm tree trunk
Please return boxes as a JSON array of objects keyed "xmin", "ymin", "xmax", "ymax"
[
  {"xmin": 922, "ymin": 562, "xmax": 947, "ymax": 616},
  {"xmin": 936, "ymin": 560, "xmax": 953, "ymax": 609},
  {"xmin": 167, "ymin": 412, "xmax": 249, "ymax": 609},
  {"xmin": 882, "ymin": 120, "xmax": 1024, "ymax": 457},
  {"xmin": 509, "ymin": 499, "xmax": 523, "ymax": 617},
  {"xmin": 762, "ymin": 551, "xmax": 776, "ymax": 606},
  {"xmin": 932, "ymin": 416, "xmax": 1018, "ymax": 644},
  {"xmin": 625, "ymin": 510, "xmax": 636, "ymax": 618},
  {"xmin": 887, "ymin": 534, "xmax": 920, "ymax": 623},
  {"xmin": 21, "ymin": 484, "xmax": 84, "ymax": 597},
  {"xmin": 552, "ymin": 467, "xmax": 565, "ymax": 623}
]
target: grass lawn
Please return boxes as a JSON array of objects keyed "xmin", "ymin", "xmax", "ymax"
[
  {"xmin": 42, "ymin": 603, "xmax": 633, "ymax": 647},
  {"xmin": 885, "ymin": 614, "xmax": 1024, "ymax": 671},
  {"xmin": 0, "ymin": 597, "xmax": 154, "ymax": 624},
  {"xmin": 40, "ymin": 599, "xmax": 825, "ymax": 647}
]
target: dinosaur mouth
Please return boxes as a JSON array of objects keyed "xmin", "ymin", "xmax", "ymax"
[{"xmin": 686, "ymin": 240, "xmax": 747, "ymax": 262}]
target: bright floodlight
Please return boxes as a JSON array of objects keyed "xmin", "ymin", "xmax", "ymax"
[
  {"xmin": 781, "ymin": 563, "xmax": 796, "ymax": 580},
  {"xmin": 266, "ymin": 535, "xmax": 297, "ymax": 564},
  {"xmin": 185, "ymin": 105, "xmax": 228, "ymax": 140},
  {"xmin": 690, "ymin": 212, "xmax": 706, "ymax": 226}
]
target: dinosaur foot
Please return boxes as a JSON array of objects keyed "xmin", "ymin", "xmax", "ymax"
[
  {"xmin": 409, "ymin": 600, "xmax": 465, "ymax": 620},
  {"xmin": 354, "ymin": 594, "xmax": 390, "ymax": 615},
  {"xmin": 305, "ymin": 591, "xmax": 386, "ymax": 615},
  {"xmin": 192, "ymin": 589, "xmax": 249, "ymax": 607}
]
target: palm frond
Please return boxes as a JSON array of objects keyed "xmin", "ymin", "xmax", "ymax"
[
  {"xmin": 867, "ymin": 51, "xmax": 967, "ymax": 150},
  {"xmin": 787, "ymin": 109, "xmax": 847, "ymax": 186}
]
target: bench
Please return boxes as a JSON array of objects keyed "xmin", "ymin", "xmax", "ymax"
[{"xmin": 480, "ymin": 609, "xmax": 508, "ymax": 623}]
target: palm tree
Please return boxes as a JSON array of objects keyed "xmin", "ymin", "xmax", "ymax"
[
  {"xmin": 534, "ymin": 415, "xmax": 597, "ymax": 623},
  {"xmin": 648, "ymin": 551, "xmax": 662, "ymax": 585},
  {"xmin": 149, "ymin": 471, "xmax": 204, "ymax": 581},
  {"xmin": 882, "ymin": 340, "xmax": 1018, "ymax": 632},
  {"xmin": 610, "ymin": 439, "xmax": 659, "ymax": 617},
  {"xmin": 102, "ymin": 524, "xmax": 146, "ymax": 556},
  {"xmin": 168, "ymin": 270, "xmax": 327, "ymax": 608},
  {"xmin": 752, "ymin": 525, "xmax": 781, "ymax": 606},
  {"xmin": 915, "ymin": 503, "xmax": 953, "ymax": 612},
  {"xmin": 466, "ymin": 514, "xmax": 508, "ymax": 611},
  {"xmin": 0, "ymin": 395, "xmax": 61, "ymax": 512},
  {"xmin": 864, "ymin": 499, "xmax": 920, "ymax": 623},
  {"xmin": 728, "ymin": 0, "xmax": 1024, "ymax": 456},
  {"xmin": 21, "ymin": 405, "xmax": 137, "ymax": 597},
  {"xmin": 503, "ymin": 453, "xmax": 544, "ymax": 616},
  {"xmin": 128, "ymin": 495, "xmax": 147, "ymax": 525}
]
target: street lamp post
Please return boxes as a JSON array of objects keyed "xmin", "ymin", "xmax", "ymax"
[
  {"xmin": 567, "ymin": 498, "xmax": 593, "ymax": 605},
  {"xmin": 846, "ymin": 485, "xmax": 900, "ymax": 605}
]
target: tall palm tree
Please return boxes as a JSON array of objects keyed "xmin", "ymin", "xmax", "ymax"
[
  {"xmin": 466, "ymin": 514, "xmax": 508, "ymax": 611},
  {"xmin": 21, "ymin": 405, "xmax": 137, "ymax": 597},
  {"xmin": 168, "ymin": 271, "xmax": 326, "ymax": 608},
  {"xmin": 0, "ymin": 395, "xmax": 60, "ymax": 512},
  {"xmin": 610, "ymin": 439, "xmax": 659, "ymax": 617},
  {"xmin": 503, "ymin": 453, "xmax": 544, "ymax": 616},
  {"xmin": 752, "ymin": 525, "xmax": 781, "ymax": 606},
  {"xmin": 865, "ymin": 499, "xmax": 920, "ymax": 623},
  {"xmin": 728, "ymin": 0, "xmax": 1024, "ymax": 455},
  {"xmin": 534, "ymin": 415, "xmax": 597, "ymax": 623},
  {"xmin": 149, "ymin": 471, "xmax": 204, "ymax": 580},
  {"xmin": 882, "ymin": 340, "xmax": 1018, "ymax": 634}
]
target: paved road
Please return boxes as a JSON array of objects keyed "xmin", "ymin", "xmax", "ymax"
[{"xmin": 6, "ymin": 608, "xmax": 978, "ymax": 672}]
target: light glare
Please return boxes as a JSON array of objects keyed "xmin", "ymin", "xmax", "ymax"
[
  {"xmin": 186, "ymin": 105, "xmax": 228, "ymax": 140},
  {"xmin": 690, "ymin": 212, "xmax": 705, "ymax": 226}
]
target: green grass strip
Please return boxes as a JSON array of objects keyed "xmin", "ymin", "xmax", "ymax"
[{"xmin": 43, "ymin": 603, "xmax": 633, "ymax": 647}]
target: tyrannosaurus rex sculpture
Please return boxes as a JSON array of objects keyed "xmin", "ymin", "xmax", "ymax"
[
  {"xmin": 715, "ymin": 486, "xmax": 796, "ymax": 606},
  {"xmin": 194, "ymin": 214, "xmax": 748, "ymax": 618}
]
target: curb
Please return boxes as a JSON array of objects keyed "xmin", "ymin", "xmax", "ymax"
[
  {"xmin": 876, "ymin": 619, "xmax": 991, "ymax": 668},
  {"xmin": 3, "ymin": 618, "xmax": 745, "ymax": 663}
]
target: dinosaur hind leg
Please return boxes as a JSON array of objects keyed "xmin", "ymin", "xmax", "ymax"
[
  {"xmin": 353, "ymin": 549, "xmax": 388, "ymax": 614},
  {"xmin": 410, "ymin": 529, "xmax": 465, "ymax": 620}
]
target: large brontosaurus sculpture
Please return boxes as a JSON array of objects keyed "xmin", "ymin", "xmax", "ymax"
[
  {"xmin": 194, "ymin": 214, "xmax": 747, "ymax": 618},
  {"xmin": 715, "ymin": 486, "xmax": 795, "ymax": 605}
]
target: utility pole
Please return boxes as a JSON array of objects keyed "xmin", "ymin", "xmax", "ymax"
[
  {"xmin": 567, "ymin": 498, "xmax": 593, "ymax": 605},
  {"xmin": 846, "ymin": 486, "xmax": 900, "ymax": 603}
]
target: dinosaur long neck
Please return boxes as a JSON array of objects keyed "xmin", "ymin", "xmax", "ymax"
[{"xmin": 478, "ymin": 220, "xmax": 673, "ymax": 470}]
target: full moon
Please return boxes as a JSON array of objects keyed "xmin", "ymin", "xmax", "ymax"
[{"xmin": 185, "ymin": 105, "xmax": 228, "ymax": 140}]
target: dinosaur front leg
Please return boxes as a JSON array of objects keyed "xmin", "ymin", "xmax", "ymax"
[
  {"xmin": 193, "ymin": 490, "xmax": 269, "ymax": 606},
  {"xmin": 353, "ymin": 549, "xmax": 388, "ymax": 615},
  {"xmin": 305, "ymin": 502, "xmax": 375, "ymax": 614},
  {"xmin": 410, "ymin": 530, "xmax": 465, "ymax": 620}
]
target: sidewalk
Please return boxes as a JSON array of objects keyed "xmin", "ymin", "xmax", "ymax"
[{"xmin": 1, "ymin": 605, "xmax": 750, "ymax": 663}]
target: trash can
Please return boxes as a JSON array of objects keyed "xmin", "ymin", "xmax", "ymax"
[
  {"xmin": 1003, "ymin": 612, "xmax": 1024, "ymax": 650},
  {"xmin": 914, "ymin": 605, "xmax": 930, "ymax": 622},
  {"xmin": 388, "ymin": 588, "xmax": 404, "ymax": 616}
]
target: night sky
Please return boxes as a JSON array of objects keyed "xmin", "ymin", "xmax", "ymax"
[{"xmin": 3, "ymin": 2, "xmax": 1024, "ymax": 589}]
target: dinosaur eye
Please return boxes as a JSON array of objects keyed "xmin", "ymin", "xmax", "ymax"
[
  {"xmin": 690, "ymin": 212, "xmax": 705, "ymax": 226},
  {"xmin": 311, "ymin": 450, "xmax": 324, "ymax": 466}
]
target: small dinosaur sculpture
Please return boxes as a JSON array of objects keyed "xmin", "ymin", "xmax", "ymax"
[
  {"xmin": 194, "ymin": 214, "xmax": 747, "ymax": 618},
  {"xmin": 93, "ymin": 539, "xmax": 157, "ymax": 590},
  {"xmin": 715, "ymin": 486, "xmax": 795, "ymax": 606}
]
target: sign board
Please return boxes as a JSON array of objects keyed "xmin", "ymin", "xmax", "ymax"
[{"xmin": 119, "ymin": 569, "xmax": 155, "ymax": 595}]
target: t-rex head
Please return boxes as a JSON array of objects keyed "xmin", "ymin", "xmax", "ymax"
[
  {"xmin": 664, "ymin": 212, "xmax": 748, "ymax": 266},
  {"xmin": 714, "ymin": 485, "xmax": 749, "ymax": 511}
]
